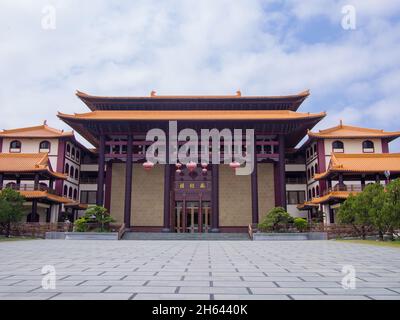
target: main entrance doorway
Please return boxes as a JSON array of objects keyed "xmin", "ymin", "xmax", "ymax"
[
  {"xmin": 174, "ymin": 201, "xmax": 211, "ymax": 233},
  {"xmin": 173, "ymin": 166, "xmax": 212, "ymax": 233}
]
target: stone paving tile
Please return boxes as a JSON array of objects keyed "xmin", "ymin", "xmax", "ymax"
[
  {"xmin": 291, "ymin": 295, "xmax": 371, "ymax": 300},
  {"xmin": 368, "ymin": 295, "xmax": 400, "ymax": 300},
  {"xmin": 0, "ymin": 240, "xmax": 399, "ymax": 300},
  {"xmin": 318, "ymin": 288, "xmax": 398, "ymax": 296},
  {"xmin": 50, "ymin": 293, "xmax": 133, "ymax": 300},
  {"xmin": 179, "ymin": 287, "xmax": 250, "ymax": 294},
  {"xmin": 214, "ymin": 294, "xmax": 291, "ymax": 300},
  {"xmin": 251, "ymin": 287, "xmax": 323, "ymax": 295},
  {"xmin": 105, "ymin": 286, "xmax": 177, "ymax": 293},
  {"xmin": 133, "ymin": 294, "xmax": 210, "ymax": 300}
]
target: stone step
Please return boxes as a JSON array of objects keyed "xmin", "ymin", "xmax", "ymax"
[{"xmin": 122, "ymin": 232, "xmax": 250, "ymax": 241}]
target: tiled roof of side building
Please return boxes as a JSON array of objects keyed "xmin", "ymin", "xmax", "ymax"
[
  {"xmin": 310, "ymin": 191, "xmax": 357, "ymax": 205},
  {"xmin": 0, "ymin": 123, "xmax": 73, "ymax": 138},
  {"xmin": 0, "ymin": 153, "xmax": 67, "ymax": 179},
  {"xmin": 314, "ymin": 153, "xmax": 400, "ymax": 180},
  {"xmin": 18, "ymin": 190, "xmax": 74, "ymax": 204},
  {"xmin": 308, "ymin": 121, "xmax": 400, "ymax": 141}
]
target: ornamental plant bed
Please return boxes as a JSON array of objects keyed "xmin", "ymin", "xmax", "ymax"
[{"xmin": 252, "ymin": 232, "xmax": 328, "ymax": 241}]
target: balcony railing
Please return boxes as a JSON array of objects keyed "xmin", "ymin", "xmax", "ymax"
[
  {"xmin": 1, "ymin": 184, "xmax": 58, "ymax": 195},
  {"xmin": 323, "ymin": 184, "xmax": 364, "ymax": 196}
]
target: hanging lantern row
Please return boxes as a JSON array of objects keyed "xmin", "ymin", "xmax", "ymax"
[
  {"xmin": 229, "ymin": 161, "xmax": 241, "ymax": 170},
  {"xmin": 144, "ymin": 161, "xmax": 240, "ymax": 172},
  {"xmin": 143, "ymin": 161, "xmax": 155, "ymax": 171}
]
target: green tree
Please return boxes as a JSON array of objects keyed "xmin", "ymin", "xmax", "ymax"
[
  {"xmin": 337, "ymin": 193, "xmax": 372, "ymax": 239},
  {"xmin": 363, "ymin": 183, "xmax": 388, "ymax": 241},
  {"xmin": 258, "ymin": 207, "xmax": 293, "ymax": 232},
  {"xmin": 382, "ymin": 179, "xmax": 400, "ymax": 239},
  {"xmin": 0, "ymin": 188, "xmax": 25, "ymax": 237}
]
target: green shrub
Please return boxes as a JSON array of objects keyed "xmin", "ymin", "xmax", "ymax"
[
  {"xmin": 258, "ymin": 207, "xmax": 293, "ymax": 232},
  {"xmin": 294, "ymin": 218, "xmax": 308, "ymax": 232},
  {"xmin": 73, "ymin": 206, "xmax": 115, "ymax": 233},
  {"xmin": 74, "ymin": 217, "xmax": 89, "ymax": 232}
]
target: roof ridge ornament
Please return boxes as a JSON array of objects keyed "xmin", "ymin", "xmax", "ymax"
[
  {"xmin": 236, "ymin": 90, "xmax": 242, "ymax": 97},
  {"xmin": 150, "ymin": 90, "xmax": 157, "ymax": 97}
]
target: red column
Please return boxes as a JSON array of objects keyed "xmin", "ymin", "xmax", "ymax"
[
  {"xmin": 278, "ymin": 135, "xmax": 287, "ymax": 210},
  {"xmin": 251, "ymin": 135, "xmax": 259, "ymax": 224},
  {"xmin": 96, "ymin": 135, "xmax": 105, "ymax": 206},
  {"xmin": 124, "ymin": 135, "xmax": 133, "ymax": 227},
  {"xmin": 210, "ymin": 164, "xmax": 219, "ymax": 232}
]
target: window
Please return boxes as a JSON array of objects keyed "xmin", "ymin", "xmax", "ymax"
[
  {"xmin": 316, "ymin": 185, "xmax": 320, "ymax": 196},
  {"xmin": 73, "ymin": 189, "xmax": 78, "ymax": 200},
  {"xmin": 66, "ymin": 144, "xmax": 71, "ymax": 156},
  {"xmin": 307, "ymin": 169, "xmax": 311, "ymax": 180},
  {"xmin": 65, "ymin": 163, "xmax": 69, "ymax": 174},
  {"xmin": 308, "ymin": 189, "xmax": 312, "ymax": 200},
  {"xmin": 76, "ymin": 151, "xmax": 80, "ymax": 162},
  {"xmin": 80, "ymin": 191, "xmax": 97, "ymax": 204},
  {"xmin": 39, "ymin": 141, "xmax": 51, "ymax": 152},
  {"xmin": 315, "ymin": 163, "xmax": 318, "ymax": 174},
  {"xmin": 63, "ymin": 185, "xmax": 68, "ymax": 196},
  {"xmin": 9, "ymin": 140, "xmax": 21, "ymax": 153},
  {"xmin": 6, "ymin": 182, "xmax": 17, "ymax": 189},
  {"xmin": 311, "ymin": 166, "xmax": 315, "ymax": 178},
  {"xmin": 68, "ymin": 187, "xmax": 73, "ymax": 198},
  {"xmin": 310, "ymin": 147, "xmax": 314, "ymax": 156},
  {"xmin": 312, "ymin": 188, "xmax": 316, "ymax": 198},
  {"xmin": 313, "ymin": 144, "xmax": 317, "ymax": 154},
  {"xmin": 69, "ymin": 165, "xmax": 74, "ymax": 177},
  {"xmin": 74, "ymin": 168, "xmax": 79, "ymax": 180},
  {"xmin": 287, "ymin": 191, "xmax": 306, "ymax": 205},
  {"xmin": 71, "ymin": 147, "xmax": 76, "ymax": 159},
  {"xmin": 363, "ymin": 140, "xmax": 374, "ymax": 153},
  {"xmin": 332, "ymin": 140, "xmax": 344, "ymax": 152}
]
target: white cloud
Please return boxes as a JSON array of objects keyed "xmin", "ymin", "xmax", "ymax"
[{"xmin": 0, "ymin": 0, "xmax": 399, "ymax": 149}]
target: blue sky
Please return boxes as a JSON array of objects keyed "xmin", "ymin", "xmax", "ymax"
[{"xmin": 1, "ymin": 0, "xmax": 400, "ymax": 149}]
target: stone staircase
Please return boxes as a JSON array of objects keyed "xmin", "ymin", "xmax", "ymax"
[{"xmin": 122, "ymin": 232, "xmax": 250, "ymax": 241}]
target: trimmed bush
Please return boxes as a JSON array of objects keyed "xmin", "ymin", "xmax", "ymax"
[
  {"xmin": 258, "ymin": 207, "xmax": 293, "ymax": 232},
  {"xmin": 294, "ymin": 218, "xmax": 308, "ymax": 232}
]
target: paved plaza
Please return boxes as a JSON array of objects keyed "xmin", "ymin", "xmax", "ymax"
[{"xmin": 0, "ymin": 240, "xmax": 399, "ymax": 300}]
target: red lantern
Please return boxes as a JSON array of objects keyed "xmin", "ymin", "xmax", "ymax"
[
  {"xmin": 201, "ymin": 162, "xmax": 208, "ymax": 169},
  {"xmin": 229, "ymin": 161, "xmax": 241, "ymax": 170},
  {"xmin": 202, "ymin": 168, "xmax": 208, "ymax": 175},
  {"xmin": 143, "ymin": 161, "xmax": 154, "ymax": 171},
  {"xmin": 176, "ymin": 163, "xmax": 182, "ymax": 169},
  {"xmin": 186, "ymin": 161, "xmax": 197, "ymax": 172}
]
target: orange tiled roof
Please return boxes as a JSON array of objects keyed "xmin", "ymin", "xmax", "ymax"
[
  {"xmin": 314, "ymin": 153, "xmax": 400, "ymax": 180},
  {"xmin": 58, "ymin": 110, "xmax": 326, "ymax": 121},
  {"xmin": 297, "ymin": 201, "xmax": 319, "ymax": 210},
  {"xmin": 308, "ymin": 121, "xmax": 400, "ymax": 140},
  {"xmin": 0, "ymin": 124, "xmax": 73, "ymax": 138},
  {"xmin": 76, "ymin": 90, "xmax": 311, "ymax": 100},
  {"xmin": 0, "ymin": 153, "xmax": 67, "ymax": 179},
  {"xmin": 310, "ymin": 191, "xmax": 358, "ymax": 205},
  {"xmin": 18, "ymin": 190, "xmax": 73, "ymax": 204}
]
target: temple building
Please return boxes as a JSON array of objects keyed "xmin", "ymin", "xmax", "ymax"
[
  {"xmin": 57, "ymin": 90, "xmax": 325, "ymax": 232},
  {"xmin": 0, "ymin": 123, "xmax": 92, "ymax": 222},
  {"xmin": 1, "ymin": 90, "xmax": 399, "ymax": 232},
  {"xmin": 298, "ymin": 122, "xmax": 400, "ymax": 224}
]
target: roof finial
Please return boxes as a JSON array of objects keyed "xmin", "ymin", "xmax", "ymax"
[
  {"xmin": 339, "ymin": 119, "xmax": 343, "ymax": 127},
  {"xmin": 236, "ymin": 90, "xmax": 242, "ymax": 97},
  {"xmin": 150, "ymin": 90, "xmax": 157, "ymax": 97},
  {"xmin": 43, "ymin": 120, "xmax": 47, "ymax": 126}
]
